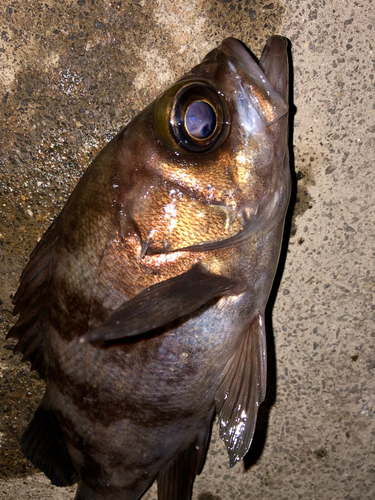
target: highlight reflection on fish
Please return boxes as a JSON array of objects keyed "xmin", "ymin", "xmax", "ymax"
[{"xmin": 8, "ymin": 36, "xmax": 291, "ymax": 499}]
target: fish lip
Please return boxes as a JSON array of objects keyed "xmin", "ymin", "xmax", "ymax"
[
  {"xmin": 217, "ymin": 37, "xmax": 289, "ymax": 125},
  {"xmin": 219, "ymin": 38, "xmax": 253, "ymax": 59},
  {"xmin": 218, "ymin": 38, "xmax": 262, "ymax": 77}
]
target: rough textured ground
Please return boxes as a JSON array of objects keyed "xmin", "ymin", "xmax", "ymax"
[{"xmin": 1, "ymin": 0, "xmax": 374, "ymax": 499}]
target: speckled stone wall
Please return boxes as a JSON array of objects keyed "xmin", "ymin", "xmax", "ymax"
[{"xmin": 0, "ymin": 1, "xmax": 374, "ymax": 499}]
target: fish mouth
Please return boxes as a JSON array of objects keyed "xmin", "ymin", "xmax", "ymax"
[
  {"xmin": 218, "ymin": 36, "xmax": 289, "ymax": 98},
  {"xmin": 218, "ymin": 37, "xmax": 289, "ymax": 125}
]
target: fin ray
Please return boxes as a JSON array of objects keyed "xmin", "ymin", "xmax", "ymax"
[
  {"xmin": 157, "ymin": 413, "xmax": 213, "ymax": 500},
  {"xmin": 215, "ymin": 313, "xmax": 267, "ymax": 466},
  {"xmin": 8, "ymin": 223, "xmax": 58, "ymax": 378},
  {"xmin": 21, "ymin": 397, "xmax": 78, "ymax": 487}
]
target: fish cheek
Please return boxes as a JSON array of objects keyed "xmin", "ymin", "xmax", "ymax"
[{"xmin": 132, "ymin": 184, "xmax": 245, "ymax": 253}]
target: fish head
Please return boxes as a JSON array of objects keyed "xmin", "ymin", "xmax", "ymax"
[{"xmin": 116, "ymin": 37, "xmax": 290, "ymax": 254}]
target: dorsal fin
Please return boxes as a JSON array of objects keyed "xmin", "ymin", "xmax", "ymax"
[{"xmin": 7, "ymin": 222, "xmax": 59, "ymax": 378}]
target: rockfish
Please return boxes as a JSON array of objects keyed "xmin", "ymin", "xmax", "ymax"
[{"xmin": 8, "ymin": 36, "xmax": 291, "ymax": 499}]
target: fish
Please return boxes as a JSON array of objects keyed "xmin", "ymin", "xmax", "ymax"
[{"xmin": 8, "ymin": 35, "xmax": 291, "ymax": 500}]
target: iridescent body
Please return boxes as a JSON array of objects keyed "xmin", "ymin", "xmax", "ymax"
[{"xmin": 9, "ymin": 37, "xmax": 291, "ymax": 500}]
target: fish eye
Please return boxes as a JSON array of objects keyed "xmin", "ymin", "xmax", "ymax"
[
  {"xmin": 185, "ymin": 101, "xmax": 216, "ymax": 140},
  {"xmin": 153, "ymin": 81, "xmax": 230, "ymax": 154}
]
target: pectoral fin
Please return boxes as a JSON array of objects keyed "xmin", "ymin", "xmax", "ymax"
[
  {"xmin": 215, "ymin": 313, "xmax": 267, "ymax": 466},
  {"xmin": 85, "ymin": 264, "xmax": 244, "ymax": 343}
]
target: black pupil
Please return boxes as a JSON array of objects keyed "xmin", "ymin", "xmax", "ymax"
[{"xmin": 185, "ymin": 101, "xmax": 216, "ymax": 139}]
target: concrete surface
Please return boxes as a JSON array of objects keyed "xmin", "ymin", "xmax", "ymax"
[{"xmin": 0, "ymin": 0, "xmax": 374, "ymax": 499}]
